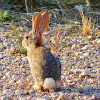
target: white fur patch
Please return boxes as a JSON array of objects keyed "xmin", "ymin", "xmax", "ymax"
[{"xmin": 43, "ymin": 78, "xmax": 56, "ymax": 89}]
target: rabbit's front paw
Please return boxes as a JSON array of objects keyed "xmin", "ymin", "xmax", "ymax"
[{"xmin": 33, "ymin": 84, "xmax": 42, "ymax": 90}]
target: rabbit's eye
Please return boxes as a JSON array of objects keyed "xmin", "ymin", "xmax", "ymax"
[{"xmin": 26, "ymin": 36, "xmax": 29, "ymax": 39}]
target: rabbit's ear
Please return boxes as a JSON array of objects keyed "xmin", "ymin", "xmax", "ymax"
[
  {"xmin": 32, "ymin": 12, "xmax": 43, "ymax": 34},
  {"xmin": 42, "ymin": 10, "xmax": 49, "ymax": 32}
]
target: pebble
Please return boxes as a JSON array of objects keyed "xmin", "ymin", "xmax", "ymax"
[
  {"xmin": 1, "ymin": 96, "xmax": 13, "ymax": 100},
  {"xmin": 9, "ymin": 46, "xmax": 16, "ymax": 54},
  {"xmin": 80, "ymin": 70, "xmax": 91, "ymax": 77},
  {"xmin": 0, "ymin": 38, "xmax": 3, "ymax": 43},
  {"xmin": 74, "ymin": 5, "xmax": 87, "ymax": 11},
  {"xmin": 92, "ymin": 94, "xmax": 100, "ymax": 100},
  {"xmin": 16, "ymin": 79, "xmax": 28, "ymax": 89},
  {"xmin": 88, "ymin": 35, "xmax": 93, "ymax": 39},
  {"xmin": 68, "ymin": 83, "xmax": 75, "ymax": 88},
  {"xmin": 81, "ymin": 45, "xmax": 88, "ymax": 50},
  {"xmin": 3, "ymin": 89, "xmax": 11, "ymax": 95},
  {"xmin": 57, "ymin": 93, "xmax": 70, "ymax": 100},
  {"xmin": 22, "ymin": 57, "xmax": 28, "ymax": 64},
  {"xmin": 83, "ymin": 85, "xmax": 93, "ymax": 91},
  {"xmin": 0, "ymin": 75, "xmax": 3, "ymax": 78},
  {"xmin": 97, "ymin": 35, "xmax": 100, "ymax": 39},
  {"xmin": 82, "ymin": 52, "xmax": 89, "ymax": 58},
  {"xmin": 51, "ymin": 92, "xmax": 59, "ymax": 98},
  {"xmin": 67, "ymin": 42, "xmax": 73, "ymax": 46},
  {"xmin": 71, "ymin": 44, "xmax": 76, "ymax": 50},
  {"xmin": 36, "ymin": 98, "xmax": 48, "ymax": 100},
  {"xmin": 15, "ymin": 89, "xmax": 24, "ymax": 95},
  {"xmin": 5, "ymin": 71, "xmax": 10, "ymax": 77},
  {"xmin": 97, "ymin": 39, "xmax": 100, "ymax": 44},
  {"xmin": 11, "ymin": 74, "xmax": 19, "ymax": 81}
]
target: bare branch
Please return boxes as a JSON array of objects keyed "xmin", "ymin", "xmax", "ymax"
[
  {"xmin": 56, "ymin": 0, "xmax": 66, "ymax": 15},
  {"xmin": 25, "ymin": 0, "xmax": 28, "ymax": 15}
]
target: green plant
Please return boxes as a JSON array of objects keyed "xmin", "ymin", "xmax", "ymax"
[
  {"xmin": 14, "ymin": 48, "xmax": 27, "ymax": 54},
  {"xmin": 11, "ymin": 27, "xmax": 27, "ymax": 55},
  {"xmin": 0, "ymin": 10, "xmax": 15, "ymax": 22}
]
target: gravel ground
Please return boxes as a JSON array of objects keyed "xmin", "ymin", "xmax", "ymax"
[{"xmin": 0, "ymin": 22, "xmax": 100, "ymax": 100}]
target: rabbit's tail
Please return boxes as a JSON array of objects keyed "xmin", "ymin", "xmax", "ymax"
[{"xmin": 43, "ymin": 77, "xmax": 56, "ymax": 89}]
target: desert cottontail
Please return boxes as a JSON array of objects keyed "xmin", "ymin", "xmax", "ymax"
[{"xmin": 22, "ymin": 10, "xmax": 61, "ymax": 90}]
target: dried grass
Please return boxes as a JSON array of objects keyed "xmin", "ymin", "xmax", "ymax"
[
  {"xmin": 79, "ymin": 10, "xmax": 93, "ymax": 36},
  {"xmin": 46, "ymin": 30, "xmax": 60, "ymax": 52},
  {"xmin": 97, "ymin": 30, "xmax": 100, "ymax": 35}
]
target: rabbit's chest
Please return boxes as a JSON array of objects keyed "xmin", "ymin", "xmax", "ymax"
[{"xmin": 27, "ymin": 46, "xmax": 46, "ymax": 65}]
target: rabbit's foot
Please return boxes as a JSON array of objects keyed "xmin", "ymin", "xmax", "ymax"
[{"xmin": 33, "ymin": 84, "xmax": 42, "ymax": 90}]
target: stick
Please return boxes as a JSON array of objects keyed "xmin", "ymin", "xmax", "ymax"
[
  {"xmin": 40, "ymin": 0, "xmax": 43, "ymax": 6},
  {"xmin": 25, "ymin": 0, "xmax": 28, "ymax": 15},
  {"xmin": 51, "ymin": 10, "xmax": 58, "ymax": 22},
  {"xmin": 56, "ymin": 0, "xmax": 65, "ymax": 15}
]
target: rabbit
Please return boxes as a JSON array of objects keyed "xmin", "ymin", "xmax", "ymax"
[{"xmin": 22, "ymin": 10, "xmax": 61, "ymax": 91}]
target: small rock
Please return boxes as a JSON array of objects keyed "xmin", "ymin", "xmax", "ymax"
[
  {"xmin": 80, "ymin": 70, "xmax": 91, "ymax": 77},
  {"xmin": 88, "ymin": 35, "xmax": 93, "ymax": 39},
  {"xmin": 17, "ymin": 79, "xmax": 28, "ymax": 89},
  {"xmin": 36, "ymin": 98, "xmax": 47, "ymax": 100},
  {"xmin": 97, "ymin": 39, "xmax": 100, "ymax": 44},
  {"xmin": 83, "ymin": 52, "xmax": 89, "ymax": 58},
  {"xmin": 22, "ymin": 57, "xmax": 28, "ymax": 64},
  {"xmin": 0, "ymin": 75, "xmax": 3, "ymax": 78},
  {"xmin": 73, "ymin": 69, "xmax": 82, "ymax": 74},
  {"xmin": 30, "ymin": 89, "xmax": 36, "ymax": 94},
  {"xmin": 92, "ymin": 94, "xmax": 100, "ymax": 100},
  {"xmin": 15, "ymin": 89, "xmax": 24, "ymax": 95},
  {"xmin": 18, "ymin": 36, "xmax": 23, "ymax": 42},
  {"xmin": 61, "ymin": 41, "xmax": 66, "ymax": 45},
  {"xmin": 81, "ymin": 45, "xmax": 88, "ymax": 50},
  {"xmin": 79, "ymin": 56, "xmax": 84, "ymax": 60},
  {"xmin": 0, "ymin": 68, "xmax": 3, "ymax": 71},
  {"xmin": 92, "ymin": 94, "xmax": 97, "ymax": 100},
  {"xmin": 3, "ymin": 34, "xmax": 9, "ymax": 38},
  {"xmin": 67, "ymin": 42, "xmax": 73, "ymax": 46},
  {"xmin": 97, "ymin": 35, "xmax": 100, "ymax": 39},
  {"xmin": 57, "ymin": 93, "xmax": 70, "ymax": 100},
  {"xmin": 1, "ymin": 96, "xmax": 13, "ymax": 100},
  {"xmin": 0, "ymin": 38, "xmax": 3, "ymax": 43},
  {"xmin": 74, "ymin": 5, "xmax": 87, "ymax": 12},
  {"xmin": 2, "ymin": 75, "xmax": 6, "ymax": 79},
  {"xmin": 5, "ymin": 71, "xmax": 10, "ymax": 77},
  {"xmin": 84, "ymin": 70, "xmax": 91, "ymax": 74},
  {"xmin": 43, "ymin": 31, "xmax": 49, "ymax": 35},
  {"xmin": 91, "ymin": 64, "xmax": 98, "ymax": 67},
  {"xmin": 71, "ymin": 44, "xmax": 76, "ymax": 50},
  {"xmin": 11, "ymin": 74, "xmax": 19, "ymax": 81},
  {"xmin": 83, "ymin": 85, "xmax": 93, "ymax": 91},
  {"xmin": 51, "ymin": 92, "xmax": 59, "ymax": 98},
  {"xmin": 68, "ymin": 83, "xmax": 75, "ymax": 88},
  {"xmin": 9, "ymin": 46, "xmax": 16, "ymax": 54},
  {"xmin": 0, "ymin": 56, "xmax": 6, "ymax": 59},
  {"xmin": 43, "ymin": 96, "xmax": 51, "ymax": 100},
  {"xmin": 3, "ymin": 89, "xmax": 11, "ymax": 95}
]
